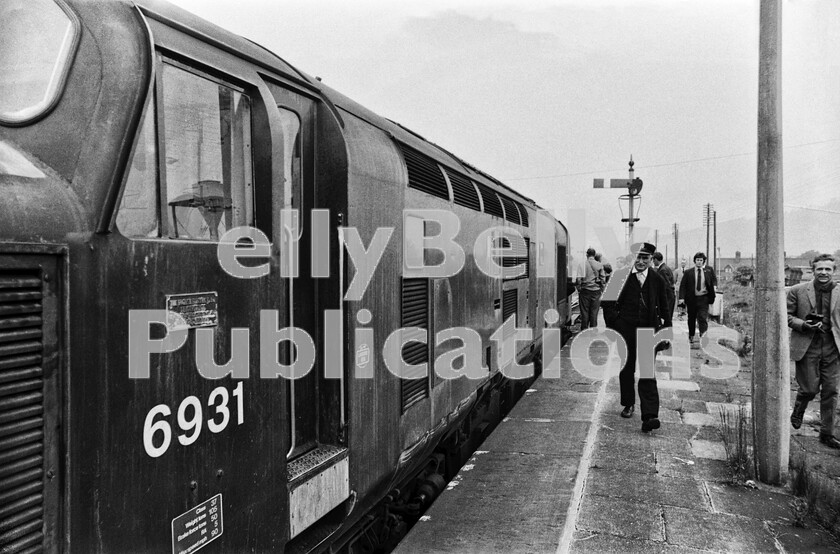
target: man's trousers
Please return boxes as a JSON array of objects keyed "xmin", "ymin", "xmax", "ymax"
[
  {"xmin": 616, "ymin": 320, "xmax": 660, "ymax": 420},
  {"xmin": 578, "ymin": 289, "xmax": 602, "ymax": 329},
  {"xmin": 794, "ymin": 331, "xmax": 840, "ymax": 436},
  {"xmin": 687, "ymin": 295, "xmax": 710, "ymax": 339}
]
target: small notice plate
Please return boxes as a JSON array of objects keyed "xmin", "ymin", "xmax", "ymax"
[
  {"xmin": 171, "ymin": 494, "xmax": 223, "ymax": 554},
  {"xmin": 166, "ymin": 292, "xmax": 218, "ymax": 329}
]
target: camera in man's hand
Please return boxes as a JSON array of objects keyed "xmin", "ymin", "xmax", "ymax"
[{"xmin": 805, "ymin": 313, "xmax": 824, "ymax": 330}]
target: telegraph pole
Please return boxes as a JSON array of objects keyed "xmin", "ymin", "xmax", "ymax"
[
  {"xmin": 703, "ymin": 204, "xmax": 713, "ymax": 261},
  {"xmin": 754, "ymin": 0, "xmax": 788, "ymax": 485},
  {"xmin": 713, "ymin": 210, "xmax": 717, "ymax": 273},
  {"xmin": 673, "ymin": 223, "xmax": 679, "ymax": 266}
]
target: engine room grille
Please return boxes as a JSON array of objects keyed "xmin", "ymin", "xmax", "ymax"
[
  {"xmin": 400, "ymin": 278, "xmax": 429, "ymax": 411},
  {"xmin": 445, "ymin": 169, "xmax": 481, "ymax": 212},
  {"xmin": 476, "ymin": 184, "xmax": 504, "ymax": 219},
  {"xmin": 399, "ymin": 145, "xmax": 450, "ymax": 202},
  {"xmin": 517, "ymin": 203, "xmax": 529, "ymax": 227},
  {"xmin": 0, "ymin": 271, "xmax": 46, "ymax": 554},
  {"xmin": 499, "ymin": 195, "xmax": 521, "ymax": 226},
  {"xmin": 503, "ymin": 288, "xmax": 518, "ymax": 325}
]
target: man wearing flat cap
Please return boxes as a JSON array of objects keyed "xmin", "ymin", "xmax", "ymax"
[{"xmin": 602, "ymin": 242, "xmax": 673, "ymax": 432}]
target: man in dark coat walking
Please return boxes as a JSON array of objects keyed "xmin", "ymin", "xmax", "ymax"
[
  {"xmin": 653, "ymin": 251, "xmax": 676, "ymax": 318},
  {"xmin": 678, "ymin": 251, "xmax": 717, "ymax": 348},
  {"xmin": 602, "ymin": 242, "xmax": 673, "ymax": 432}
]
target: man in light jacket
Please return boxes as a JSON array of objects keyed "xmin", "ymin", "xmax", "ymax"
[{"xmin": 788, "ymin": 253, "xmax": 840, "ymax": 449}]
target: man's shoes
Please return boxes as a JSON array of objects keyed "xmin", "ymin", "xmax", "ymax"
[
  {"xmin": 790, "ymin": 400, "xmax": 807, "ymax": 430},
  {"xmin": 620, "ymin": 405, "xmax": 635, "ymax": 418},
  {"xmin": 641, "ymin": 418, "xmax": 661, "ymax": 433},
  {"xmin": 819, "ymin": 434, "xmax": 840, "ymax": 449},
  {"xmin": 689, "ymin": 336, "xmax": 699, "ymax": 349}
]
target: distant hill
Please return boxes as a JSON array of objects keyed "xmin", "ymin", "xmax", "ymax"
[{"xmin": 659, "ymin": 201, "xmax": 840, "ymax": 261}]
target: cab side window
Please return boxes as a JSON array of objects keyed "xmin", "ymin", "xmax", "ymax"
[{"xmin": 117, "ymin": 60, "xmax": 254, "ymax": 240}]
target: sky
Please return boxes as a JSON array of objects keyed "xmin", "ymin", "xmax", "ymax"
[{"xmin": 167, "ymin": 0, "xmax": 840, "ymax": 264}]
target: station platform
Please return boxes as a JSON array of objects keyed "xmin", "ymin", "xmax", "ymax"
[{"xmin": 395, "ymin": 321, "xmax": 840, "ymax": 553}]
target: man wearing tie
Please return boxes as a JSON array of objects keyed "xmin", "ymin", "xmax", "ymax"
[
  {"xmin": 602, "ymin": 242, "xmax": 672, "ymax": 432},
  {"xmin": 678, "ymin": 252, "xmax": 717, "ymax": 348}
]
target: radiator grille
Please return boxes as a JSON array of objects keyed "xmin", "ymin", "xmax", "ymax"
[
  {"xmin": 499, "ymin": 195, "xmax": 521, "ymax": 226},
  {"xmin": 496, "ymin": 238, "xmax": 529, "ymax": 280},
  {"xmin": 0, "ymin": 271, "xmax": 45, "ymax": 554},
  {"xmin": 445, "ymin": 170, "xmax": 481, "ymax": 212},
  {"xmin": 476, "ymin": 184, "xmax": 504, "ymax": 219},
  {"xmin": 517, "ymin": 203, "xmax": 529, "ymax": 227},
  {"xmin": 503, "ymin": 288, "xmax": 518, "ymax": 325},
  {"xmin": 401, "ymin": 278, "xmax": 429, "ymax": 411},
  {"xmin": 399, "ymin": 145, "xmax": 450, "ymax": 202}
]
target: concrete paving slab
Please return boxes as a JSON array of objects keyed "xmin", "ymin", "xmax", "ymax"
[
  {"xmin": 690, "ymin": 439, "xmax": 728, "ymax": 461},
  {"xmin": 396, "ymin": 451, "xmax": 576, "ymax": 553},
  {"xmin": 657, "ymin": 409, "xmax": 682, "ymax": 424},
  {"xmin": 679, "ymin": 399, "xmax": 708, "ymax": 413},
  {"xmin": 565, "ymin": 381, "xmax": 603, "ymax": 394},
  {"xmin": 706, "ymin": 482, "xmax": 791, "ymax": 522},
  {"xmin": 671, "ymin": 390, "xmax": 732, "ymax": 403},
  {"xmin": 705, "ymin": 401, "xmax": 751, "ymax": 417},
  {"xmin": 769, "ymin": 521, "xmax": 840, "ymax": 553},
  {"xmin": 570, "ymin": 532, "xmax": 709, "ymax": 553},
  {"xmin": 663, "ymin": 506, "xmax": 780, "ymax": 552},
  {"xmin": 506, "ymin": 390, "xmax": 598, "ymax": 422},
  {"xmin": 480, "ymin": 418, "xmax": 590, "ymax": 456},
  {"xmin": 532, "ymin": 372, "xmax": 598, "ymax": 392},
  {"xmin": 576, "ymin": 494, "xmax": 665, "ymax": 542},
  {"xmin": 590, "ymin": 448, "xmax": 657, "ymax": 474},
  {"xmin": 595, "ymin": 428, "xmax": 693, "ymax": 458},
  {"xmin": 682, "ymin": 412, "xmax": 717, "ymax": 426},
  {"xmin": 691, "ymin": 425, "xmax": 724, "ymax": 442},
  {"xmin": 584, "ymin": 470, "xmax": 708, "ymax": 511},
  {"xmin": 655, "ymin": 456, "xmax": 732, "ymax": 482}
]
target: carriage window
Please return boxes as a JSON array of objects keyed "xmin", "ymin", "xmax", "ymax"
[
  {"xmin": 161, "ymin": 63, "xmax": 253, "ymax": 240},
  {"xmin": 0, "ymin": 0, "xmax": 78, "ymax": 125}
]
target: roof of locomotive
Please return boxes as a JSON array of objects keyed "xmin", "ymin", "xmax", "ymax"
[{"xmin": 133, "ymin": 0, "xmax": 544, "ymax": 212}]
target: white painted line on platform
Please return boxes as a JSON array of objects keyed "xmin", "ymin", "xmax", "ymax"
[{"xmin": 555, "ymin": 353, "xmax": 611, "ymax": 554}]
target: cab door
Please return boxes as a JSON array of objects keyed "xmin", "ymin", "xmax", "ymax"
[{"xmin": 267, "ymin": 81, "xmax": 349, "ymax": 539}]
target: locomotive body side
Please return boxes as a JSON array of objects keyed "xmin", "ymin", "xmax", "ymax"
[{"xmin": 0, "ymin": 1, "xmax": 574, "ymax": 552}]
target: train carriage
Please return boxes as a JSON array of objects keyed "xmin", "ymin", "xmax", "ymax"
[{"xmin": 0, "ymin": 0, "xmax": 571, "ymax": 551}]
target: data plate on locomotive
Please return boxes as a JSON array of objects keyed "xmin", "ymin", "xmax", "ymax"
[
  {"xmin": 166, "ymin": 292, "xmax": 218, "ymax": 329},
  {"xmin": 171, "ymin": 493, "xmax": 223, "ymax": 554}
]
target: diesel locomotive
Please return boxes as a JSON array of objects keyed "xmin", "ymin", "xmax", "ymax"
[{"xmin": 0, "ymin": 0, "xmax": 572, "ymax": 551}]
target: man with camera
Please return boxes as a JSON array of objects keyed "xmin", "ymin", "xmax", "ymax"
[{"xmin": 788, "ymin": 253, "xmax": 840, "ymax": 449}]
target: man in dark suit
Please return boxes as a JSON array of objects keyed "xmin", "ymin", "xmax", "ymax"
[
  {"xmin": 787, "ymin": 253, "xmax": 840, "ymax": 449},
  {"xmin": 653, "ymin": 251, "xmax": 676, "ymax": 317},
  {"xmin": 678, "ymin": 251, "xmax": 717, "ymax": 348},
  {"xmin": 602, "ymin": 242, "xmax": 673, "ymax": 432}
]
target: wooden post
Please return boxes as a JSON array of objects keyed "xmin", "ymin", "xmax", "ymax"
[{"xmin": 754, "ymin": 0, "xmax": 788, "ymax": 485}]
